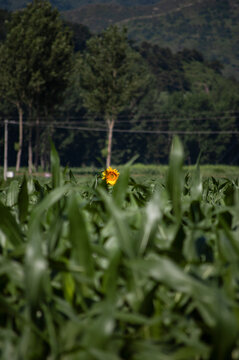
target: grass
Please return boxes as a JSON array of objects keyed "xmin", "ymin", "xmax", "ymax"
[{"xmin": 2, "ymin": 163, "xmax": 237, "ymax": 178}]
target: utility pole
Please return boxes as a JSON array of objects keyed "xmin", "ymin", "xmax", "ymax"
[{"xmin": 4, "ymin": 119, "xmax": 8, "ymax": 181}]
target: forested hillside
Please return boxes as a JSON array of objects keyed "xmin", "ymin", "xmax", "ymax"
[
  {"xmin": 126, "ymin": 0, "xmax": 239, "ymax": 80},
  {"xmin": 62, "ymin": 0, "xmax": 239, "ymax": 80},
  {"xmin": 0, "ymin": 0, "xmax": 238, "ymax": 79}
]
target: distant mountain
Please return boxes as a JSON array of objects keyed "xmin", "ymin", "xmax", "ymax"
[
  {"xmin": 0, "ymin": 0, "xmax": 68, "ymax": 10},
  {"xmin": 61, "ymin": 0, "xmax": 239, "ymax": 80},
  {"xmin": 0, "ymin": 0, "xmax": 238, "ymax": 79},
  {"xmin": 0, "ymin": 0, "xmax": 162, "ymax": 11},
  {"xmin": 62, "ymin": 1, "xmax": 187, "ymax": 32}
]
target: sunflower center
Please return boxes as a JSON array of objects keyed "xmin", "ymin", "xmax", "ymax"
[{"xmin": 108, "ymin": 172, "xmax": 116, "ymax": 179}]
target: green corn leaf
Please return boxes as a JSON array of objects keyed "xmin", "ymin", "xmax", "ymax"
[
  {"xmin": 218, "ymin": 212, "xmax": 239, "ymax": 256},
  {"xmin": 28, "ymin": 185, "xmax": 71, "ymax": 238},
  {"xmin": 18, "ymin": 175, "xmax": 29, "ymax": 223},
  {"xmin": 115, "ymin": 311, "xmax": 150, "ymax": 325},
  {"xmin": 112, "ymin": 155, "xmax": 138, "ymax": 206},
  {"xmin": 6, "ymin": 180, "xmax": 19, "ymax": 207},
  {"xmin": 68, "ymin": 194, "xmax": 94, "ymax": 277},
  {"xmin": 130, "ymin": 255, "xmax": 236, "ymax": 330},
  {"xmin": 33, "ymin": 179, "xmax": 45, "ymax": 201},
  {"xmin": 0, "ymin": 201, "xmax": 23, "ymax": 246},
  {"xmin": 102, "ymin": 249, "xmax": 121, "ymax": 302},
  {"xmin": 26, "ymin": 185, "xmax": 71, "ymax": 309},
  {"xmin": 42, "ymin": 303, "xmax": 59, "ymax": 358},
  {"xmin": 166, "ymin": 136, "xmax": 184, "ymax": 221},
  {"xmin": 69, "ymin": 169, "xmax": 77, "ymax": 184},
  {"xmin": 62, "ymin": 272, "xmax": 76, "ymax": 304},
  {"xmin": 82, "ymin": 308, "xmax": 115, "ymax": 350},
  {"xmin": 191, "ymin": 159, "xmax": 203, "ymax": 201},
  {"xmin": 50, "ymin": 141, "xmax": 61, "ymax": 189},
  {"xmin": 112, "ymin": 165, "xmax": 130, "ymax": 207},
  {"xmin": 88, "ymin": 348, "xmax": 121, "ymax": 360},
  {"xmin": 0, "ymin": 327, "xmax": 18, "ymax": 360},
  {"xmin": 98, "ymin": 188, "xmax": 135, "ymax": 258},
  {"xmin": 47, "ymin": 215, "xmax": 64, "ymax": 255},
  {"xmin": 139, "ymin": 192, "xmax": 162, "ymax": 254},
  {"xmin": 25, "ymin": 243, "xmax": 48, "ymax": 310},
  {"xmin": 0, "ymin": 256, "xmax": 24, "ymax": 287},
  {"xmin": 0, "ymin": 296, "xmax": 49, "ymax": 343}
]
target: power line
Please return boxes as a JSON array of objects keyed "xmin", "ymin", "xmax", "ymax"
[
  {"xmin": 1, "ymin": 110, "xmax": 239, "ymax": 122},
  {"xmin": 48, "ymin": 127, "xmax": 239, "ymax": 135},
  {"xmin": 1, "ymin": 113, "xmax": 239, "ymax": 126},
  {"xmin": 55, "ymin": 111, "xmax": 239, "ymax": 120},
  {"xmin": 3, "ymin": 120, "xmax": 239, "ymax": 134}
]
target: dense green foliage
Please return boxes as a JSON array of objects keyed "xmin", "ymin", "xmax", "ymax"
[
  {"xmin": 0, "ymin": 0, "xmax": 73, "ymax": 111},
  {"xmin": 0, "ymin": 8, "xmax": 9, "ymax": 40},
  {"xmin": 0, "ymin": 1, "xmax": 239, "ymax": 169},
  {"xmin": 0, "ymin": 0, "xmax": 73, "ymax": 171},
  {"xmin": 65, "ymin": 21, "xmax": 91, "ymax": 52},
  {"xmin": 1, "ymin": 138, "xmax": 239, "ymax": 359}
]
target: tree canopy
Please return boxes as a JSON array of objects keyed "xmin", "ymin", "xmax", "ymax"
[
  {"xmin": 0, "ymin": 0, "xmax": 73, "ymax": 171},
  {"xmin": 78, "ymin": 25, "xmax": 147, "ymax": 166}
]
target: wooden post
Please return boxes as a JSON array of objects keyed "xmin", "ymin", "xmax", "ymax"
[{"xmin": 4, "ymin": 119, "xmax": 8, "ymax": 181}]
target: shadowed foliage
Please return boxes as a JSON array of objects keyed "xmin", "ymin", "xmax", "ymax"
[{"xmin": 1, "ymin": 138, "xmax": 239, "ymax": 359}]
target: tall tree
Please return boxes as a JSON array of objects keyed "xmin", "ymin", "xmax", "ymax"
[
  {"xmin": 79, "ymin": 25, "xmax": 144, "ymax": 167},
  {"xmin": 0, "ymin": 31, "xmax": 28, "ymax": 172},
  {"xmin": 0, "ymin": 0, "xmax": 73, "ymax": 173}
]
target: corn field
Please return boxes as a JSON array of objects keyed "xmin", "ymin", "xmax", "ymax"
[{"xmin": 1, "ymin": 137, "xmax": 239, "ymax": 360}]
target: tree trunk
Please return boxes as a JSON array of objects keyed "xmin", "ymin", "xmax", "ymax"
[
  {"xmin": 28, "ymin": 125, "xmax": 33, "ymax": 175},
  {"xmin": 34, "ymin": 117, "xmax": 40, "ymax": 171},
  {"xmin": 4, "ymin": 119, "xmax": 8, "ymax": 181},
  {"xmin": 44, "ymin": 108, "xmax": 51, "ymax": 171},
  {"xmin": 41, "ymin": 129, "xmax": 48, "ymax": 171},
  {"xmin": 16, "ymin": 104, "xmax": 23, "ymax": 172},
  {"xmin": 40, "ymin": 152, "xmax": 45, "ymax": 171},
  {"xmin": 106, "ymin": 118, "xmax": 115, "ymax": 168}
]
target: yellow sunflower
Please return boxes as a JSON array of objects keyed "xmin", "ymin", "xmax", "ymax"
[{"xmin": 102, "ymin": 166, "xmax": 120, "ymax": 186}]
